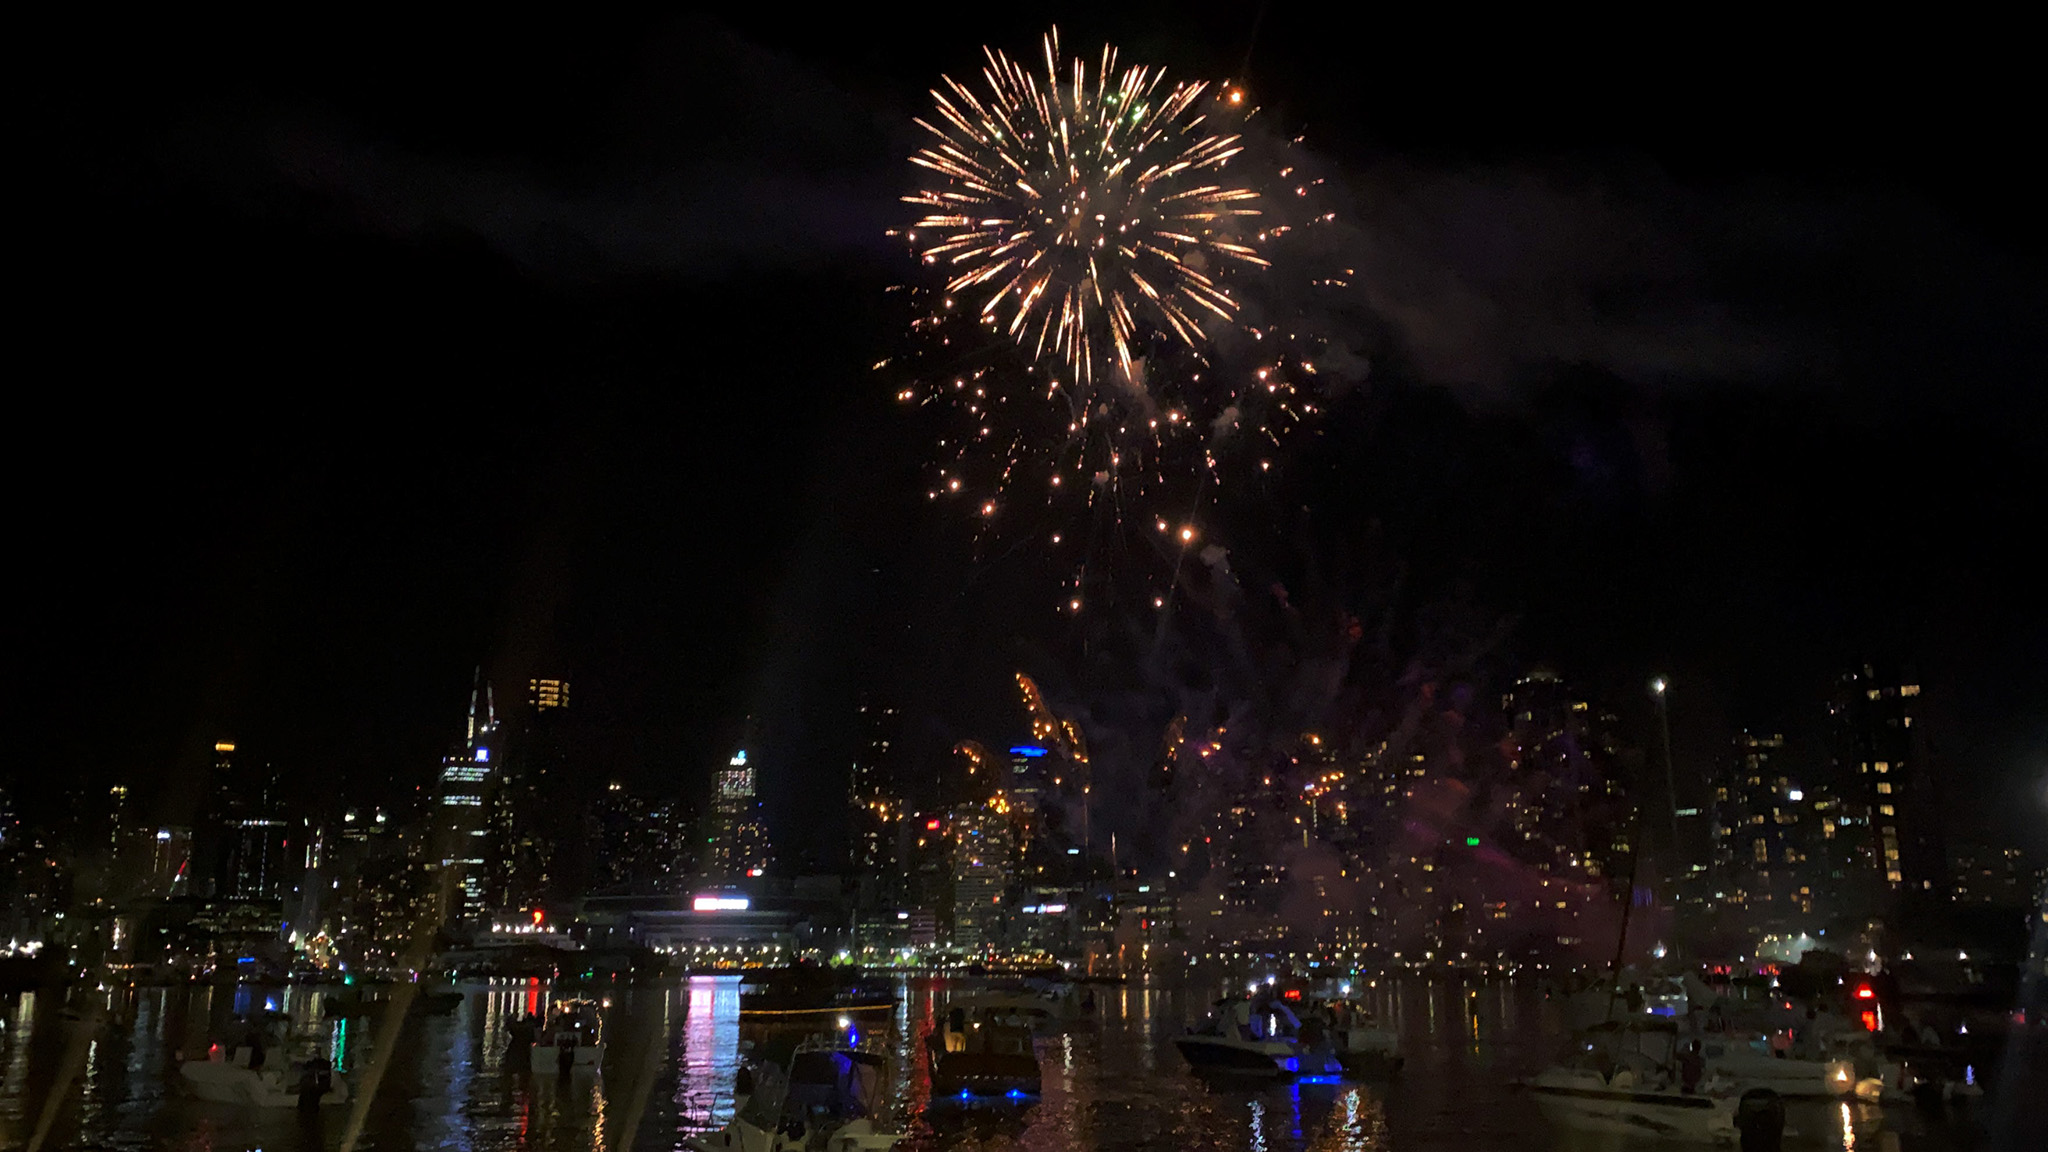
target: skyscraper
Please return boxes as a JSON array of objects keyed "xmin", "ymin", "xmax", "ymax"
[
  {"xmin": 847, "ymin": 702, "xmax": 902, "ymax": 876},
  {"xmin": 436, "ymin": 673, "xmax": 499, "ymax": 923},
  {"xmin": 1830, "ymin": 665, "xmax": 1943, "ymax": 901},
  {"xmin": 706, "ymin": 748, "xmax": 770, "ymax": 880},
  {"xmin": 950, "ymin": 798, "xmax": 1015, "ymax": 952}
]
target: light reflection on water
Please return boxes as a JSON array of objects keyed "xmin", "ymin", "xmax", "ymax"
[{"xmin": 0, "ymin": 976, "xmax": 2026, "ymax": 1151}]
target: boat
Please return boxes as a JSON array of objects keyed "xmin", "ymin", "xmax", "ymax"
[
  {"xmin": 1526, "ymin": 1061, "xmax": 1741, "ymax": 1143},
  {"xmin": 1526, "ymin": 1018, "xmax": 1754, "ymax": 1144},
  {"xmin": 739, "ymin": 965, "xmax": 896, "ymax": 1019},
  {"xmin": 180, "ymin": 1045, "xmax": 348, "ymax": 1107},
  {"xmin": 686, "ymin": 1030, "xmax": 903, "ymax": 1151},
  {"xmin": 1307, "ymin": 999, "xmax": 1403, "ymax": 1076},
  {"xmin": 530, "ymin": 998, "xmax": 605, "ymax": 1073},
  {"xmin": 926, "ymin": 1000, "xmax": 1041, "ymax": 1097},
  {"xmin": 1694, "ymin": 1031, "xmax": 1859, "ymax": 1098},
  {"xmin": 1172, "ymin": 995, "xmax": 1341, "ymax": 1077}
]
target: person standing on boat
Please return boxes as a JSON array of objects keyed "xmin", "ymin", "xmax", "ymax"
[{"xmin": 507, "ymin": 1013, "xmax": 536, "ymax": 1068}]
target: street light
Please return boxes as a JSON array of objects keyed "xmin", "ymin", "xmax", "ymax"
[{"xmin": 1651, "ymin": 676, "xmax": 1678, "ymax": 885}]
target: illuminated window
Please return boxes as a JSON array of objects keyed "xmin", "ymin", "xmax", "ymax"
[
  {"xmin": 1879, "ymin": 804, "xmax": 1895, "ymax": 816},
  {"xmin": 1753, "ymin": 840, "xmax": 1768, "ymax": 862},
  {"xmin": 1901, "ymin": 684, "xmax": 1920, "ymax": 696},
  {"xmin": 1877, "ymin": 783, "xmax": 1892, "ymax": 794},
  {"xmin": 1886, "ymin": 870, "xmax": 1902, "ymax": 883},
  {"xmin": 1884, "ymin": 848, "xmax": 1900, "ymax": 861},
  {"xmin": 1875, "ymin": 762, "xmax": 1889, "ymax": 773}
]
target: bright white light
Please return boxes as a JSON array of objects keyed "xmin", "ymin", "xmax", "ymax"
[
  {"xmin": 1651, "ymin": 677, "xmax": 1667, "ymax": 695},
  {"xmin": 692, "ymin": 896, "xmax": 750, "ymax": 912},
  {"xmin": 1788, "ymin": 789, "xmax": 1804, "ymax": 801},
  {"xmin": 837, "ymin": 1015, "xmax": 851, "ymax": 1029}
]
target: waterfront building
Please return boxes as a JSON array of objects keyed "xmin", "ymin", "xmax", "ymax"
[
  {"xmin": 435, "ymin": 674, "xmax": 499, "ymax": 924},
  {"xmin": 1830, "ymin": 665, "xmax": 1944, "ymax": 901}
]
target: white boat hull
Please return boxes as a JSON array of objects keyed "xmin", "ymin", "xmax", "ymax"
[
  {"xmin": 1705, "ymin": 1052, "xmax": 1856, "ymax": 1098},
  {"xmin": 180, "ymin": 1056, "xmax": 349, "ymax": 1107},
  {"xmin": 1528, "ymin": 1072, "xmax": 1735, "ymax": 1144}
]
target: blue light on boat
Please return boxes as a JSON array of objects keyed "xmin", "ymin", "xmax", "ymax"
[
  {"xmin": 1279, "ymin": 1057, "xmax": 1299, "ymax": 1072},
  {"xmin": 1005, "ymin": 1088, "xmax": 1026, "ymax": 1099},
  {"xmin": 959, "ymin": 1089, "xmax": 972, "ymax": 1099},
  {"xmin": 1297, "ymin": 1075, "xmax": 1342, "ymax": 1084}
]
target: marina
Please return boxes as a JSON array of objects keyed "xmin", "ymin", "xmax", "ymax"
[{"xmin": 4, "ymin": 972, "xmax": 2039, "ymax": 1150}]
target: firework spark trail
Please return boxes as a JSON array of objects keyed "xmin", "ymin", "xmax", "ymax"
[
  {"xmin": 892, "ymin": 29, "xmax": 1349, "ymax": 616},
  {"xmin": 904, "ymin": 28, "xmax": 1267, "ymax": 389}
]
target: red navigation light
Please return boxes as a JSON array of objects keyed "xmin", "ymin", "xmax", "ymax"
[
  {"xmin": 1282, "ymin": 989, "xmax": 1301, "ymax": 1001},
  {"xmin": 532, "ymin": 909, "xmax": 544, "ymax": 926},
  {"xmin": 1853, "ymin": 983, "xmax": 1875, "ymax": 1000},
  {"xmin": 927, "ymin": 819, "xmax": 941, "ymax": 830}
]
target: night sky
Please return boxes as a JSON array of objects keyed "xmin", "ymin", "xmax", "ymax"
[{"xmin": 13, "ymin": 8, "xmax": 2044, "ymax": 858}]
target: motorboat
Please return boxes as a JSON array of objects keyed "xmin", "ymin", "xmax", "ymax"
[
  {"xmin": 1172, "ymin": 995, "xmax": 1340, "ymax": 1077},
  {"xmin": 686, "ymin": 1031, "xmax": 903, "ymax": 1152},
  {"xmin": 1309, "ymin": 999, "xmax": 1404, "ymax": 1077},
  {"xmin": 1694, "ymin": 1031, "xmax": 1859, "ymax": 1098},
  {"xmin": 926, "ymin": 1000, "xmax": 1040, "ymax": 1097},
  {"xmin": 180, "ymin": 1044, "xmax": 348, "ymax": 1107},
  {"xmin": 530, "ymin": 998, "xmax": 605, "ymax": 1073},
  {"xmin": 1526, "ymin": 1061, "xmax": 1739, "ymax": 1143},
  {"xmin": 1526, "ymin": 1018, "xmax": 1750, "ymax": 1144}
]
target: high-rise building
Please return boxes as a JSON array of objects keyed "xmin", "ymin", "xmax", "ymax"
[
  {"xmin": 492, "ymin": 675, "xmax": 571, "ymax": 912},
  {"xmin": 1830, "ymin": 666, "xmax": 1943, "ymax": 900},
  {"xmin": 436, "ymin": 674, "xmax": 499, "ymax": 923},
  {"xmin": 1499, "ymin": 668, "xmax": 1636, "ymax": 893},
  {"xmin": 706, "ymin": 749, "xmax": 770, "ymax": 880},
  {"xmin": 847, "ymin": 703, "xmax": 902, "ymax": 877},
  {"xmin": 950, "ymin": 799, "xmax": 1015, "ymax": 953},
  {"xmin": 528, "ymin": 677, "xmax": 570, "ymax": 712},
  {"xmin": 150, "ymin": 826, "xmax": 194, "ymax": 895}
]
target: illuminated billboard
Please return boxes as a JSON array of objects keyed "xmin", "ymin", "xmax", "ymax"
[{"xmin": 692, "ymin": 895, "xmax": 751, "ymax": 912}]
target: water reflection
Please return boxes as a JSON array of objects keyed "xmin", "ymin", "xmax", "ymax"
[{"xmin": 0, "ymin": 976, "xmax": 2027, "ymax": 1150}]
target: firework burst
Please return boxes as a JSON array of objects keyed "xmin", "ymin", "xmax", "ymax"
[
  {"xmin": 902, "ymin": 28, "xmax": 1266, "ymax": 386},
  {"xmin": 888, "ymin": 29, "xmax": 1348, "ymax": 614}
]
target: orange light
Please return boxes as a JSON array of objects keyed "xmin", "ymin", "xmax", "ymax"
[
  {"xmin": 927, "ymin": 819, "xmax": 941, "ymax": 831},
  {"xmin": 532, "ymin": 909, "xmax": 544, "ymax": 926},
  {"xmin": 1860, "ymin": 1009, "xmax": 1878, "ymax": 1032}
]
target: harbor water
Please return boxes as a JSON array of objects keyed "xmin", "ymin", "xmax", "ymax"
[{"xmin": 1, "ymin": 976, "xmax": 2039, "ymax": 1150}]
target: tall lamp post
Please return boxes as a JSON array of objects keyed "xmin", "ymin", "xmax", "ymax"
[{"xmin": 1651, "ymin": 677, "xmax": 1679, "ymax": 887}]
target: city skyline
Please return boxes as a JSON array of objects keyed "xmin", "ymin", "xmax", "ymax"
[{"xmin": 10, "ymin": 12, "xmax": 2045, "ymax": 873}]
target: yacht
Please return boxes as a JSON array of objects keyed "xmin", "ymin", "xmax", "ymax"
[
  {"xmin": 530, "ymin": 998, "xmax": 605, "ymax": 1073},
  {"xmin": 1172, "ymin": 995, "xmax": 1341, "ymax": 1077},
  {"xmin": 687, "ymin": 1031, "xmax": 903, "ymax": 1152},
  {"xmin": 926, "ymin": 1000, "xmax": 1041, "ymax": 1097}
]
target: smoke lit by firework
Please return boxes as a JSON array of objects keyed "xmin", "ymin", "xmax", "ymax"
[{"xmin": 885, "ymin": 29, "xmax": 1348, "ymax": 612}]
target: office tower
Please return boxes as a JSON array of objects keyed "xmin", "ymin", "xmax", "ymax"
[
  {"xmin": 1829, "ymin": 665, "xmax": 1943, "ymax": 900},
  {"xmin": 706, "ymin": 748, "xmax": 770, "ymax": 880},
  {"xmin": 436, "ymin": 673, "xmax": 499, "ymax": 923},
  {"xmin": 950, "ymin": 799, "xmax": 1015, "ymax": 952}
]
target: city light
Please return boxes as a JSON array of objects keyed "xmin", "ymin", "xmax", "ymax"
[{"xmin": 692, "ymin": 896, "xmax": 751, "ymax": 912}]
